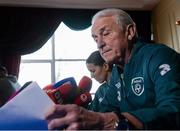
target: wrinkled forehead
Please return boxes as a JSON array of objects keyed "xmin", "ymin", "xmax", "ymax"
[{"xmin": 91, "ymin": 16, "xmax": 117, "ymax": 34}]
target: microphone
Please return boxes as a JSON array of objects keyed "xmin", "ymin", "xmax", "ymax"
[
  {"xmin": 43, "ymin": 77, "xmax": 77, "ymax": 104},
  {"xmin": 73, "ymin": 92, "xmax": 92, "ymax": 107},
  {"xmin": 71, "ymin": 76, "xmax": 92, "ymax": 105},
  {"xmin": 77, "ymin": 76, "xmax": 92, "ymax": 94},
  {"xmin": 44, "ymin": 76, "xmax": 92, "ymax": 105},
  {"xmin": 53, "ymin": 77, "xmax": 77, "ymax": 89},
  {"xmin": 45, "ymin": 83, "xmax": 75, "ymax": 104},
  {"xmin": 43, "ymin": 83, "xmax": 53, "ymax": 91}
]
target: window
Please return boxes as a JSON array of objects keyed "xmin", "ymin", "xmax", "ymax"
[{"xmin": 18, "ymin": 22, "xmax": 100, "ymax": 94}]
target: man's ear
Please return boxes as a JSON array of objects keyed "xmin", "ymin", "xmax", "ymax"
[
  {"xmin": 126, "ymin": 24, "xmax": 136, "ymax": 40},
  {"xmin": 103, "ymin": 63, "xmax": 109, "ymax": 71}
]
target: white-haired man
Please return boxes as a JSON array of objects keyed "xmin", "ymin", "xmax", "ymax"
[{"xmin": 45, "ymin": 8, "xmax": 180, "ymax": 130}]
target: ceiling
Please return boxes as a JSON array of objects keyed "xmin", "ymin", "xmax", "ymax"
[{"xmin": 0, "ymin": 0, "xmax": 160, "ymax": 10}]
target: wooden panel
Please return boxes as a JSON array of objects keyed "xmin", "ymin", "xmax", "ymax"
[
  {"xmin": 173, "ymin": 4, "xmax": 180, "ymax": 52},
  {"xmin": 156, "ymin": 12, "xmax": 173, "ymax": 48},
  {"xmin": 152, "ymin": 0, "xmax": 180, "ymax": 52}
]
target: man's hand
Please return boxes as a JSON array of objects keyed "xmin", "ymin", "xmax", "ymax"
[{"xmin": 45, "ymin": 104, "xmax": 104, "ymax": 130}]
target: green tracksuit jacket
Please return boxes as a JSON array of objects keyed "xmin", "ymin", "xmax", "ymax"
[
  {"xmin": 88, "ymin": 82, "xmax": 120, "ymax": 112},
  {"xmin": 105, "ymin": 40, "xmax": 180, "ymax": 129}
]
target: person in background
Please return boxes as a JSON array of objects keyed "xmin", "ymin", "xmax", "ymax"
[
  {"xmin": 0, "ymin": 66, "xmax": 21, "ymax": 91},
  {"xmin": 86, "ymin": 50, "xmax": 114, "ymax": 112},
  {"xmin": 0, "ymin": 66, "xmax": 21, "ymax": 107},
  {"xmin": 0, "ymin": 66, "xmax": 8, "ymax": 78},
  {"xmin": 45, "ymin": 8, "xmax": 180, "ymax": 130}
]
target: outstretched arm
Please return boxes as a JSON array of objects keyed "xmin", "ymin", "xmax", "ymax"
[{"xmin": 45, "ymin": 104, "xmax": 143, "ymax": 130}]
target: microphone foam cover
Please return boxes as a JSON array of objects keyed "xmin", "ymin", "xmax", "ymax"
[{"xmin": 78, "ymin": 76, "xmax": 92, "ymax": 93}]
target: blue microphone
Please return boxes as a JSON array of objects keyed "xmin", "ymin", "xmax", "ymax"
[{"xmin": 53, "ymin": 77, "xmax": 77, "ymax": 89}]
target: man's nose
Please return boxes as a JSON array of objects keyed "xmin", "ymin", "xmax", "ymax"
[{"xmin": 97, "ymin": 37, "xmax": 105, "ymax": 50}]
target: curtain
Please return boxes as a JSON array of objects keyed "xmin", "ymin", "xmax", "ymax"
[
  {"xmin": 62, "ymin": 9, "xmax": 98, "ymax": 30},
  {"xmin": 0, "ymin": 7, "xmax": 151, "ymax": 76},
  {"xmin": 128, "ymin": 10, "xmax": 151, "ymax": 42},
  {"xmin": 0, "ymin": 7, "xmax": 62, "ymax": 76},
  {"xmin": 0, "ymin": 7, "xmax": 62, "ymax": 55}
]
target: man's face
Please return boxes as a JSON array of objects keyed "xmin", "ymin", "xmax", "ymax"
[{"xmin": 91, "ymin": 16, "xmax": 128, "ymax": 64}]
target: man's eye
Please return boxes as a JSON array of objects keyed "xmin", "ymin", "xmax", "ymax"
[{"xmin": 103, "ymin": 31, "xmax": 110, "ymax": 36}]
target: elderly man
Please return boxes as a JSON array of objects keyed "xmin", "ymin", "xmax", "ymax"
[{"xmin": 45, "ymin": 8, "xmax": 180, "ymax": 130}]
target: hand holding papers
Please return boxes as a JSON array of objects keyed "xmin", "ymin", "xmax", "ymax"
[{"xmin": 0, "ymin": 82, "xmax": 54, "ymax": 130}]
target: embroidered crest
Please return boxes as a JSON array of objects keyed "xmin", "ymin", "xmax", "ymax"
[
  {"xmin": 159, "ymin": 64, "xmax": 171, "ymax": 76},
  {"xmin": 131, "ymin": 77, "xmax": 144, "ymax": 96}
]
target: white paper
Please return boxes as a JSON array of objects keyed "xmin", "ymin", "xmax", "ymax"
[{"xmin": 0, "ymin": 82, "xmax": 54, "ymax": 130}]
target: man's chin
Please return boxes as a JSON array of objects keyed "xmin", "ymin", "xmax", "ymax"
[
  {"xmin": 111, "ymin": 58, "xmax": 124, "ymax": 66},
  {"xmin": 103, "ymin": 58, "xmax": 112, "ymax": 64}
]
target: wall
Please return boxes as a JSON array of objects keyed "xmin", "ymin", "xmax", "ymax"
[{"xmin": 152, "ymin": 0, "xmax": 180, "ymax": 52}]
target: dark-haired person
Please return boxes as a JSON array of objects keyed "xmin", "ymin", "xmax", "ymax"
[
  {"xmin": 0, "ymin": 66, "xmax": 21, "ymax": 107},
  {"xmin": 0, "ymin": 66, "xmax": 8, "ymax": 78},
  {"xmin": 45, "ymin": 8, "xmax": 180, "ymax": 130},
  {"xmin": 86, "ymin": 50, "xmax": 114, "ymax": 112}
]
